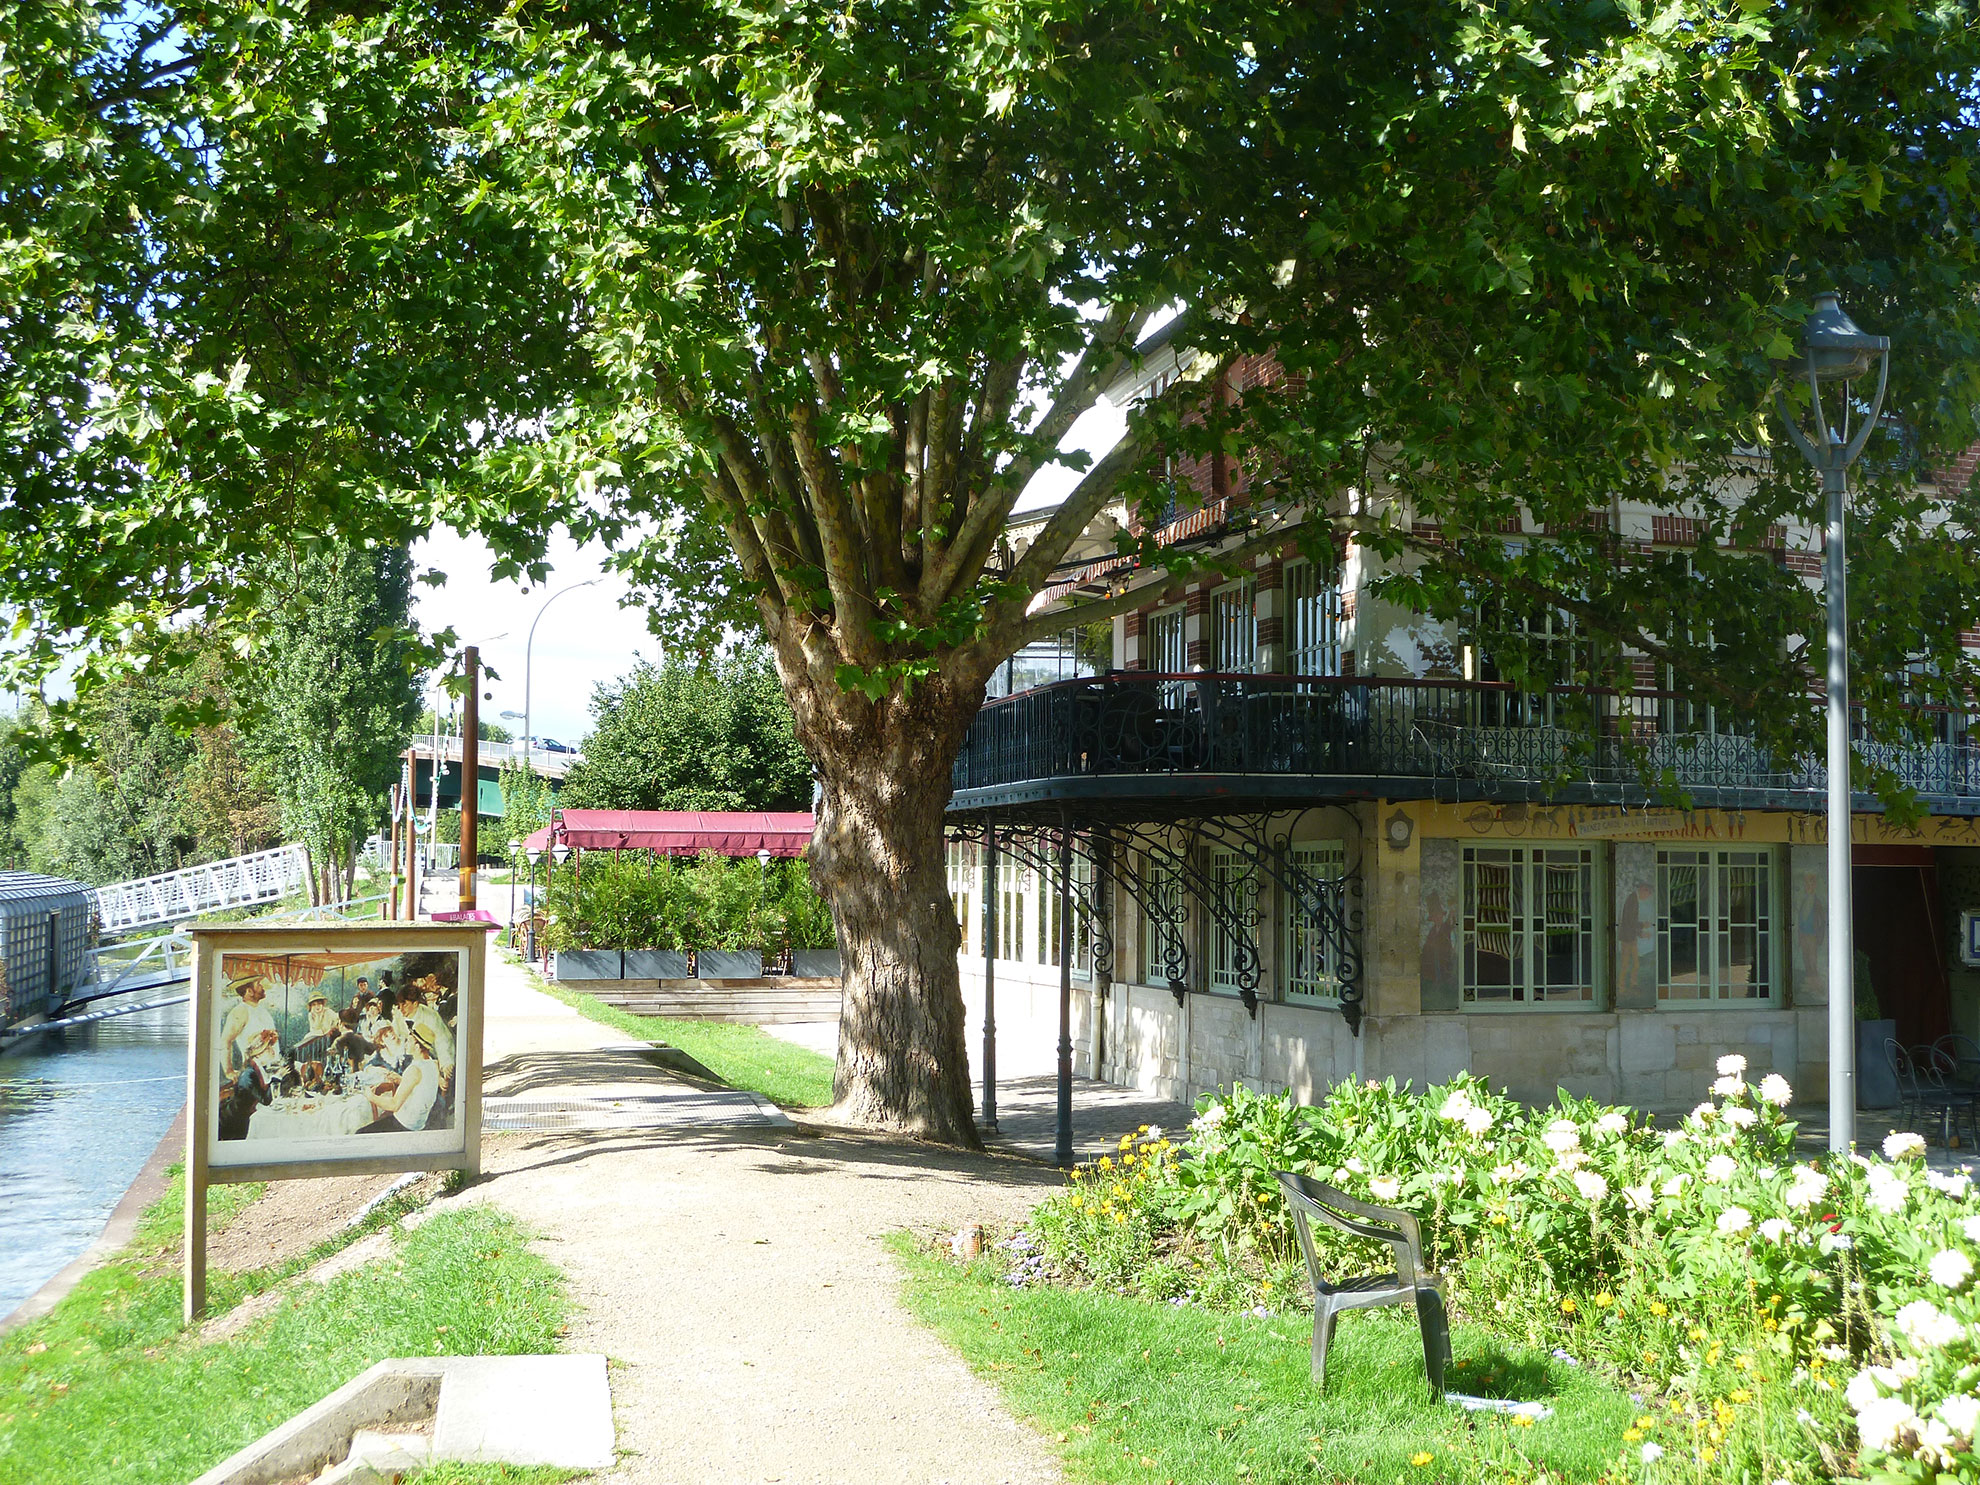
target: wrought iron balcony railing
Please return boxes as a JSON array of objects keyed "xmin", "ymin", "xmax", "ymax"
[{"xmin": 949, "ymin": 672, "xmax": 1980, "ymax": 815}]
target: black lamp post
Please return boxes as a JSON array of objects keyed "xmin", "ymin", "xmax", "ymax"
[
  {"xmin": 525, "ymin": 845, "xmax": 543, "ymax": 960},
  {"xmin": 1775, "ymin": 290, "xmax": 1891, "ymax": 1154}
]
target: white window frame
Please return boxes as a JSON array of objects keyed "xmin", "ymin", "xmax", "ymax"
[
  {"xmin": 998, "ymin": 856, "xmax": 1030, "ymax": 966},
  {"xmin": 1656, "ymin": 848, "xmax": 1779, "ymax": 1005},
  {"xmin": 1146, "ymin": 604, "xmax": 1186, "ymax": 674},
  {"xmin": 1210, "ymin": 579, "xmax": 1257, "ymax": 675},
  {"xmin": 1284, "ymin": 560, "xmax": 1344, "ymax": 678},
  {"xmin": 1282, "ymin": 842, "xmax": 1347, "ymax": 1004},
  {"xmin": 946, "ymin": 840, "xmax": 975, "ymax": 956},
  {"xmin": 1461, "ymin": 845, "xmax": 1602, "ymax": 1009}
]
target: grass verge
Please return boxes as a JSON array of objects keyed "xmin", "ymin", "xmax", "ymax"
[
  {"xmin": 892, "ymin": 1234, "xmax": 1641, "ymax": 1485},
  {"xmin": 0, "ymin": 1177, "xmax": 570, "ymax": 1485},
  {"xmin": 517, "ymin": 953, "xmax": 837, "ymax": 1109}
]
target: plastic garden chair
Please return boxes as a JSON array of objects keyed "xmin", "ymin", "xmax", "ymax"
[{"xmin": 1275, "ymin": 1171, "xmax": 1451, "ymax": 1401}]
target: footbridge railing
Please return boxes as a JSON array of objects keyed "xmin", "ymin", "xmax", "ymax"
[{"xmin": 93, "ymin": 843, "xmax": 311, "ymax": 938}]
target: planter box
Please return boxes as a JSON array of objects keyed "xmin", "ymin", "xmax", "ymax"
[
  {"xmin": 551, "ymin": 949, "xmax": 622, "ymax": 981},
  {"xmin": 790, "ymin": 949, "xmax": 842, "ymax": 980},
  {"xmin": 695, "ymin": 949, "xmax": 764, "ymax": 980},
  {"xmin": 1859, "ymin": 1018, "xmax": 1901, "ymax": 1109},
  {"xmin": 624, "ymin": 950, "xmax": 690, "ymax": 980}
]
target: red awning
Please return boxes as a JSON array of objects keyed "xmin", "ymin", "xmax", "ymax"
[{"xmin": 521, "ymin": 810, "xmax": 815, "ymax": 858}]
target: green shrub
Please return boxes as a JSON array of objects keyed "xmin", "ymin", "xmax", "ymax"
[{"xmin": 542, "ymin": 850, "xmax": 836, "ymax": 952}]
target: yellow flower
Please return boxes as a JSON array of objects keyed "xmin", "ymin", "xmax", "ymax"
[
  {"xmin": 1649, "ymin": 1300, "xmax": 1668, "ymax": 1317},
  {"xmin": 1098, "ymin": 1156, "xmax": 1113, "ymax": 1171},
  {"xmin": 1490, "ymin": 1213, "xmax": 1508, "ymax": 1226},
  {"xmin": 1068, "ymin": 1194, "xmax": 1084, "ymax": 1209},
  {"xmin": 1763, "ymin": 1318, "xmax": 1779, "ymax": 1331},
  {"xmin": 1262, "ymin": 1280, "xmax": 1273, "ymax": 1293},
  {"xmin": 1688, "ymin": 1326, "xmax": 1706, "ymax": 1342},
  {"xmin": 1810, "ymin": 1356, "xmax": 1826, "ymax": 1372},
  {"xmin": 1701, "ymin": 1446, "xmax": 1718, "ymax": 1464},
  {"xmin": 1642, "ymin": 1351, "xmax": 1659, "ymax": 1367},
  {"xmin": 1410, "ymin": 1452, "xmax": 1435, "ymax": 1467},
  {"xmin": 1123, "ymin": 1153, "xmax": 1137, "ymax": 1166},
  {"xmin": 1512, "ymin": 1414, "xmax": 1535, "ymax": 1429},
  {"xmin": 1559, "ymin": 1297, "xmax": 1578, "ymax": 1315},
  {"xmin": 1732, "ymin": 1353, "xmax": 1751, "ymax": 1372},
  {"xmin": 1120, "ymin": 1135, "xmax": 1134, "ymax": 1150},
  {"xmin": 1623, "ymin": 1430, "xmax": 1643, "ymax": 1444},
  {"xmin": 1636, "ymin": 1417, "xmax": 1657, "ymax": 1431},
  {"xmin": 1705, "ymin": 1344, "xmax": 1723, "ymax": 1366},
  {"xmin": 1594, "ymin": 1292, "xmax": 1615, "ymax": 1309},
  {"xmin": 1730, "ymin": 1389, "xmax": 1752, "ymax": 1405}
]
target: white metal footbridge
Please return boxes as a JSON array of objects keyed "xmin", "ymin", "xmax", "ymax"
[{"xmin": 92, "ymin": 843, "xmax": 311, "ymax": 937}]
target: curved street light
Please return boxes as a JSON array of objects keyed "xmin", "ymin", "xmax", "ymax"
[
  {"xmin": 1775, "ymin": 290, "xmax": 1891, "ymax": 1155},
  {"xmin": 521, "ymin": 579, "xmax": 602, "ymax": 764}
]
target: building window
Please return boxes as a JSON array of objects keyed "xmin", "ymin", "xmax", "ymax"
[
  {"xmin": 1146, "ymin": 605, "xmax": 1186, "ymax": 674},
  {"xmin": 998, "ymin": 856, "xmax": 1030, "ymax": 965},
  {"xmin": 1283, "ymin": 842, "xmax": 1347, "ymax": 1003},
  {"xmin": 946, "ymin": 840, "xmax": 975, "ymax": 955},
  {"xmin": 1035, "ymin": 850, "xmax": 1093, "ymax": 977},
  {"xmin": 1284, "ymin": 560, "xmax": 1344, "ymax": 678},
  {"xmin": 1141, "ymin": 855, "xmax": 1189, "ymax": 986},
  {"xmin": 1657, "ymin": 849, "xmax": 1776, "ymax": 1002},
  {"xmin": 1462, "ymin": 846, "xmax": 1599, "ymax": 1007},
  {"xmin": 1208, "ymin": 850, "xmax": 1259, "ymax": 992},
  {"xmin": 1210, "ymin": 580, "xmax": 1256, "ymax": 674}
]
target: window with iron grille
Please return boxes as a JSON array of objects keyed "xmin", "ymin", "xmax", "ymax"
[
  {"xmin": 1283, "ymin": 842, "xmax": 1347, "ymax": 1003},
  {"xmin": 1657, "ymin": 849, "xmax": 1776, "ymax": 1002},
  {"xmin": 998, "ymin": 856, "xmax": 1030, "ymax": 966},
  {"xmin": 1208, "ymin": 850, "xmax": 1258, "ymax": 992},
  {"xmin": 1035, "ymin": 850, "xmax": 1093, "ymax": 976},
  {"xmin": 1284, "ymin": 560, "xmax": 1344, "ymax": 678},
  {"xmin": 1141, "ymin": 855, "xmax": 1189, "ymax": 986},
  {"xmin": 1462, "ymin": 846, "xmax": 1599, "ymax": 1006},
  {"xmin": 1210, "ymin": 580, "xmax": 1256, "ymax": 674}
]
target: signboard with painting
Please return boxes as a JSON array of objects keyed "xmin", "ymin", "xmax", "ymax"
[{"xmin": 185, "ymin": 923, "xmax": 487, "ymax": 1318}]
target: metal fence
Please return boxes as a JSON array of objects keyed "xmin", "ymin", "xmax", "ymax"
[{"xmin": 950, "ymin": 673, "xmax": 1980, "ymax": 813}]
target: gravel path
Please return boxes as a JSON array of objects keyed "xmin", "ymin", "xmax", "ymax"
[{"xmin": 472, "ymin": 951, "xmax": 1067, "ymax": 1485}]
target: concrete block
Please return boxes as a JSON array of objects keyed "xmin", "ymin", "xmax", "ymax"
[
  {"xmin": 1619, "ymin": 1015, "xmax": 1677, "ymax": 1075},
  {"xmin": 624, "ymin": 950, "xmax": 689, "ymax": 979},
  {"xmin": 790, "ymin": 949, "xmax": 842, "ymax": 978},
  {"xmin": 1423, "ymin": 1017, "xmax": 1471, "ymax": 1086},
  {"xmin": 551, "ymin": 948, "xmax": 622, "ymax": 981},
  {"xmin": 696, "ymin": 949, "xmax": 764, "ymax": 979},
  {"xmin": 432, "ymin": 1355, "xmax": 615, "ymax": 1470},
  {"xmin": 1675, "ymin": 1022, "xmax": 1700, "ymax": 1044}
]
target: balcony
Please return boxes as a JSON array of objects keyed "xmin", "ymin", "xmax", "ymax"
[{"xmin": 947, "ymin": 672, "xmax": 1980, "ymax": 820}]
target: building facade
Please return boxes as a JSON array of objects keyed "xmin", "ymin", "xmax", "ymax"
[{"xmin": 943, "ymin": 347, "xmax": 1980, "ymax": 1114}]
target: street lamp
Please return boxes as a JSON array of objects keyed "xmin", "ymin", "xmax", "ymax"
[
  {"xmin": 521, "ymin": 580, "xmax": 601, "ymax": 762},
  {"xmin": 1775, "ymin": 290, "xmax": 1891, "ymax": 1155},
  {"xmin": 507, "ymin": 837, "xmax": 522, "ymax": 945}
]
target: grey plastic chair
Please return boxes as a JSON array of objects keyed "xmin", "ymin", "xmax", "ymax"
[{"xmin": 1275, "ymin": 1171, "xmax": 1451, "ymax": 1400}]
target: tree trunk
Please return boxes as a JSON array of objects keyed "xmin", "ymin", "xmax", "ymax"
[{"xmin": 786, "ymin": 664, "xmax": 983, "ymax": 1148}]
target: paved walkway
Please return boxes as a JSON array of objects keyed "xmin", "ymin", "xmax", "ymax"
[{"xmin": 467, "ymin": 948, "xmax": 1066, "ymax": 1485}]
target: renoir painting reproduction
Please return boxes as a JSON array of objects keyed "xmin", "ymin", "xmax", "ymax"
[{"xmin": 205, "ymin": 942, "xmax": 469, "ymax": 1170}]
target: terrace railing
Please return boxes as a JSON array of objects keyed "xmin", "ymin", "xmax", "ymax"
[{"xmin": 949, "ymin": 673, "xmax": 1980, "ymax": 813}]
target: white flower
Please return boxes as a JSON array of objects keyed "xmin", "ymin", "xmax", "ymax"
[
  {"xmin": 1594, "ymin": 1111, "xmax": 1628, "ymax": 1137},
  {"xmin": 1759, "ymin": 1166, "xmax": 1778, "ymax": 1180},
  {"xmin": 1191, "ymin": 1103, "xmax": 1226, "ymax": 1130},
  {"xmin": 1370, "ymin": 1177, "xmax": 1401, "ymax": 1202},
  {"xmin": 1849, "ymin": 1367, "xmax": 1905, "ymax": 1411},
  {"xmin": 1711, "ymin": 1075, "xmax": 1745, "ymax": 1098},
  {"xmin": 1717, "ymin": 1053, "xmax": 1749, "ymax": 1077},
  {"xmin": 1931, "ymin": 1250, "xmax": 1974, "ymax": 1290},
  {"xmin": 1661, "ymin": 1174, "xmax": 1689, "ymax": 1197},
  {"xmin": 1345, "ymin": 1156, "xmax": 1366, "ymax": 1174},
  {"xmin": 1553, "ymin": 1148, "xmax": 1590, "ymax": 1171},
  {"xmin": 1662, "ymin": 1128, "xmax": 1689, "ymax": 1149},
  {"xmin": 1914, "ymin": 1417, "xmax": 1958, "ymax": 1467},
  {"xmin": 1722, "ymin": 1106, "xmax": 1758, "ymax": 1130},
  {"xmin": 1490, "ymin": 1161, "xmax": 1531, "ymax": 1185},
  {"xmin": 1937, "ymin": 1394, "xmax": 1980, "ymax": 1438},
  {"xmin": 1820, "ymin": 1231, "xmax": 1854, "ymax": 1254},
  {"xmin": 1885, "ymin": 1131, "xmax": 1928, "ymax": 1161},
  {"xmin": 1573, "ymin": 1170, "xmax": 1608, "ymax": 1202},
  {"xmin": 1705, "ymin": 1154, "xmax": 1738, "ymax": 1184},
  {"xmin": 1623, "ymin": 1183, "xmax": 1654, "ymax": 1213},
  {"xmin": 1895, "ymin": 1300, "xmax": 1963, "ymax": 1351},
  {"xmin": 1144, "ymin": 1126, "xmax": 1163, "ymax": 1142},
  {"xmin": 1785, "ymin": 1167, "xmax": 1829, "ymax": 1210},
  {"xmin": 1441, "ymin": 1090, "xmax": 1476, "ymax": 1121},
  {"xmin": 1460, "ymin": 1105, "xmax": 1495, "ymax": 1136},
  {"xmin": 1856, "ymin": 1396, "xmax": 1923, "ymax": 1453},
  {"xmin": 1758, "ymin": 1217, "xmax": 1794, "ymax": 1244},
  {"xmin": 1965, "ymin": 1215, "xmax": 1980, "ymax": 1245},
  {"xmin": 1639, "ymin": 1442, "xmax": 1664, "ymax": 1464},
  {"xmin": 1758, "ymin": 1073, "xmax": 1793, "ymax": 1105},
  {"xmin": 1690, "ymin": 1101, "xmax": 1717, "ymax": 1123},
  {"xmin": 1866, "ymin": 1176, "xmax": 1909, "ymax": 1216},
  {"xmin": 1926, "ymin": 1170, "xmax": 1973, "ymax": 1199},
  {"xmin": 1542, "ymin": 1121, "xmax": 1581, "ymax": 1154},
  {"xmin": 1717, "ymin": 1206, "xmax": 1753, "ymax": 1234}
]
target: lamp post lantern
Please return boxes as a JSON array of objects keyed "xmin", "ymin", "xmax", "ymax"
[
  {"xmin": 1775, "ymin": 290, "xmax": 1891, "ymax": 1155},
  {"xmin": 525, "ymin": 846, "xmax": 543, "ymax": 961},
  {"xmin": 507, "ymin": 837, "xmax": 522, "ymax": 945}
]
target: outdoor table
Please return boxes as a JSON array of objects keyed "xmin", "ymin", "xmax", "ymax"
[{"xmin": 246, "ymin": 1092, "xmax": 373, "ymax": 1140}]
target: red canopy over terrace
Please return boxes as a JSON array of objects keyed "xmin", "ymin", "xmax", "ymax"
[{"xmin": 520, "ymin": 810, "xmax": 815, "ymax": 858}]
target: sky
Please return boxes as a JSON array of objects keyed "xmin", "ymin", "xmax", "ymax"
[{"xmin": 409, "ymin": 394, "xmax": 1132, "ymax": 746}]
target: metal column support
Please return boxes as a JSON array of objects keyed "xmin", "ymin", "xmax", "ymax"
[
  {"xmin": 1055, "ymin": 818, "xmax": 1074, "ymax": 1168},
  {"xmin": 981, "ymin": 829, "xmax": 999, "ymax": 1133},
  {"xmin": 1824, "ymin": 460, "xmax": 1855, "ymax": 1151}
]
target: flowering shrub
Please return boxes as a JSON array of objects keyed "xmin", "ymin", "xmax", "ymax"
[{"xmin": 1013, "ymin": 1057, "xmax": 1980, "ymax": 1483}]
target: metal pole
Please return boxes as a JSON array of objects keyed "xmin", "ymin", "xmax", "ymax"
[
  {"xmin": 459, "ymin": 648, "xmax": 480, "ymax": 911},
  {"xmin": 1825, "ymin": 461, "xmax": 1855, "ymax": 1152},
  {"xmin": 522, "ymin": 579, "xmax": 600, "ymax": 768},
  {"xmin": 1056, "ymin": 819, "xmax": 1074, "ymax": 1168},
  {"xmin": 981, "ymin": 830, "xmax": 998, "ymax": 1133},
  {"xmin": 387, "ymin": 779, "xmax": 402, "ymax": 920}
]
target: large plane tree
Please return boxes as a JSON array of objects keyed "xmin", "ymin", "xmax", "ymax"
[{"xmin": 6, "ymin": 0, "xmax": 1980, "ymax": 1144}]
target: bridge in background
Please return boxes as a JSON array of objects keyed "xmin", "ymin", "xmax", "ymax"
[{"xmin": 92, "ymin": 843, "xmax": 310, "ymax": 938}]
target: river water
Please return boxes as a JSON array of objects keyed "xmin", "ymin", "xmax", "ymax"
[{"xmin": 0, "ymin": 993, "xmax": 189, "ymax": 1319}]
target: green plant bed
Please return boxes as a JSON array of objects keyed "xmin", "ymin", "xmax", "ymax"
[
  {"xmin": 524, "ymin": 960, "xmax": 836, "ymax": 1109},
  {"xmin": 894, "ymin": 1234, "xmax": 1638, "ymax": 1484},
  {"xmin": 0, "ymin": 1183, "xmax": 569, "ymax": 1485}
]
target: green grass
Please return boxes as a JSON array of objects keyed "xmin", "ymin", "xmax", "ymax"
[
  {"xmin": 893, "ymin": 1236, "xmax": 1642, "ymax": 1485},
  {"xmin": 518, "ymin": 954, "xmax": 838, "ymax": 1109},
  {"xmin": 0, "ymin": 1180, "xmax": 571, "ymax": 1485}
]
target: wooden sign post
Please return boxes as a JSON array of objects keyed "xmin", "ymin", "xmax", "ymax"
[{"xmin": 185, "ymin": 922, "xmax": 487, "ymax": 1322}]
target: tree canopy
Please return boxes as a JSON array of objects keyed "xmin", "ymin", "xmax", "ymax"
[{"xmin": 560, "ymin": 647, "xmax": 814, "ymax": 814}]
